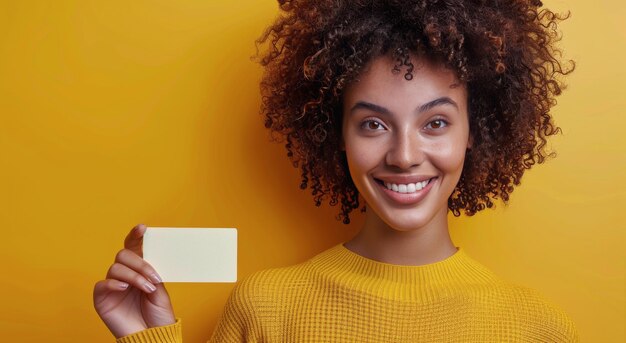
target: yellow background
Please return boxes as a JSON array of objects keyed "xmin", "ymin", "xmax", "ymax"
[{"xmin": 0, "ymin": 0, "xmax": 624, "ymax": 341}]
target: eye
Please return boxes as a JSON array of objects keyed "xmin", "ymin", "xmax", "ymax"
[
  {"xmin": 361, "ymin": 119, "xmax": 385, "ymax": 131},
  {"xmin": 425, "ymin": 119, "xmax": 448, "ymax": 130}
]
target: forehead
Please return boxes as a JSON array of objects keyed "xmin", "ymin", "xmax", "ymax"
[{"xmin": 342, "ymin": 54, "xmax": 465, "ymax": 106}]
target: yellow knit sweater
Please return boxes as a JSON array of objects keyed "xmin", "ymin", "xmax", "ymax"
[{"xmin": 117, "ymin": 243, "xmax": 579, "ymax": 342}]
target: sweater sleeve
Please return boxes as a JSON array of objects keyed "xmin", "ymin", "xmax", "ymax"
[
  {"xmin": 207, "ymin": 274, "xmax": 262, "ymax": 343},
  {"xmin": 524, "ymin": 287, "xmax": 581, "ymax": 343},
  {"xmin": 115, "ymin": 318, "xmax": 183, "ymax": 343}
]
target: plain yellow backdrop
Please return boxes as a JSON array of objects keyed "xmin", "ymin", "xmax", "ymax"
[{"xmin": 1, "ymin": 0, "xmax": 624, "ymax": 342}]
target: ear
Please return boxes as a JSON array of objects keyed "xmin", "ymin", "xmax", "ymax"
[
  {"xmin": 339, "ymin": 136, "xmax": 346, "ymax": 151},
  {"xmin": 467, "ymin": 133, "xmax": 473, "ymax": 149}
]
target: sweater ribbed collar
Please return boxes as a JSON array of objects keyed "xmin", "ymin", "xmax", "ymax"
[{"xmin": 307, "ymin": 242, "xmax": 501, "ymax": 301}]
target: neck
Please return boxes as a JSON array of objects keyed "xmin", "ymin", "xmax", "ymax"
[{"xmin": 344, "ymin": 204, "xmax": 457, "ymax": 266}]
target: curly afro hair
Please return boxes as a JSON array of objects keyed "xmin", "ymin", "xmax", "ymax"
[{"xmin": 253, "ymin": 0, "xmax": 575, "ymax": 224}]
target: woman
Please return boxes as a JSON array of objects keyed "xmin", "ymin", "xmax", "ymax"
[{"xmin": 94, "ymin": 0, "xmax": 578, "ymax": 341}]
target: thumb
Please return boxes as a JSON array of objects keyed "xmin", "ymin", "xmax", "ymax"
[
  {"xmin": 145, "ymin": 283, "xmax": 176, "ymax": 325},
  {"xmin": 124, "ymin": 223, "xmax": 147, "ymax": 257},
  {"xmin": 148, "ymin": 283, "xmax": 173, "ymax": 308}
]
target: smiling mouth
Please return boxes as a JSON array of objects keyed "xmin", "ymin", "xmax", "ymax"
[{"xmin": 374, "ymin": 177, "xmax": 437, "ymax": 194}]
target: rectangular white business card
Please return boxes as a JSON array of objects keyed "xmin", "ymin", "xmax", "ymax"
[{"xmin": 143, "ymin": 227, "xmax": 237, "ymax": 283}]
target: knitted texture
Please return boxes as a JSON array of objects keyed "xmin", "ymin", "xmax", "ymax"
[
  {"xmin": 116, "ymin": 319, "xmax": 182, "ymax": 343},
  {"xmin": 118, "ymin": 244, "xmax": 580, "ymax": 342}
]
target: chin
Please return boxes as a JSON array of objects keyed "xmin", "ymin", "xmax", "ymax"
[{"xmin": 368, "ymin": 205, "xmax": 437, "ymax": 232}]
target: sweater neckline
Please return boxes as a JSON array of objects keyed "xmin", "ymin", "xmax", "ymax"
[
  {"xmin": 340, "ymin": 242, "xmax": 463, "ymax": 267},
  {"xmin": 308, "ymin": 242, "xmax": 498, "ymax": 289}
]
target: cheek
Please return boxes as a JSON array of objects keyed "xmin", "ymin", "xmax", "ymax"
[
  {"xmin": 426, "ymin": 139, "xmax": 467, "ymax": 174},
  {"xmin": 346, "ymin": 142, "xmax": 380, "ymax": 175}
]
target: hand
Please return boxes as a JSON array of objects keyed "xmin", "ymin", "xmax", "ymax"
[{"xmin": 93, "ymin": 224, "xmax": 176, "ymax": 338}]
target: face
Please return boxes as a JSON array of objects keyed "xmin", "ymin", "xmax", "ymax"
[{"xmin": 341, "ymin": 53, "xmax": 471, "ymax": 232}]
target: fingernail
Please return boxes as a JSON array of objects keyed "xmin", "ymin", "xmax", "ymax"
[
  {"xmin": 144, "ymin": 282, "xmax": 156, "ymax": 292},
  {"xmin": 120, "ymin": 282, "xmax": 129, "ymax": 289},
  {"xmin": 150, "ymin": 273, "xmax": 162, "ymax": 284}
]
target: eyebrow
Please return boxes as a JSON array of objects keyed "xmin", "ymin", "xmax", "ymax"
[{"xmin": 349, "ymin": 97, "xmax": 458, "ymax": 116}]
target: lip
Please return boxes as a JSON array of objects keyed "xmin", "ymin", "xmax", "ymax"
[
  {"xmin": 374, "ymin": 175, "xmax": 435, "ymax": 184},
  {"xmin": 373, "ymin": 176, "xmax": 437, "ymax": 206}
]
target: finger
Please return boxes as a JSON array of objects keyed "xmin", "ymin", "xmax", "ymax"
[
  {"xmin": 114, "ymin": 248, "xmax": 163, "ymax": 285},
  {"xmin": 93, "ymin": 279, "xmax": 130, "ymax": 309},
  {"xmin": 94, "ymin": 279, "xmax": 129, "ymax": 296},
  {"xmin": 124, "ymin": 223, "xmax": 147, "ymax": 256},
  {"xmin": 106, "ymin": 262, "xmax": 158, "ymax": 294}
]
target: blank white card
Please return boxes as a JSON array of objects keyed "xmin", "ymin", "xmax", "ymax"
[{"xmin": 143, "ymin": 227, "xmax": 237, "ymax": 283}]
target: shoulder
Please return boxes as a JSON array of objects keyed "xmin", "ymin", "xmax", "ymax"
[
  {"xmin": 225, "ymin": 258, "xmax": 315, "ymax": 310},
  {"xmin": 231, "ymin": 244, "xmax": 340, "ymax": 300},
  {"xmin": 213, "ymin": 259, "xmax": 313, "ymax": 337},
  {"xmin": 210, "ymin": 261, "xmax": 311, "ymax": 342},
  {"xmin": 455, "ymin": 255, "xmax": 580, "ymax": 342},
  {"xmin": 492, "ymin": 282, "xmax": 580, "ymax": 342}
]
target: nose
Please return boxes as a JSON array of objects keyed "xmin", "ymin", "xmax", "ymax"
[{"xmin": 385, "ymin": 128, "xmax": 424, "ymax": 170}]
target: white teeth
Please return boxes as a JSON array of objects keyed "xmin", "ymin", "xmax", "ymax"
[
  {"xmin": 383, "ymin": 179, "xmax": 431, "ymax": 193},
  {"xmin": 407, "ymin": 183, "xmax": 416, "ymax": 192}
]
